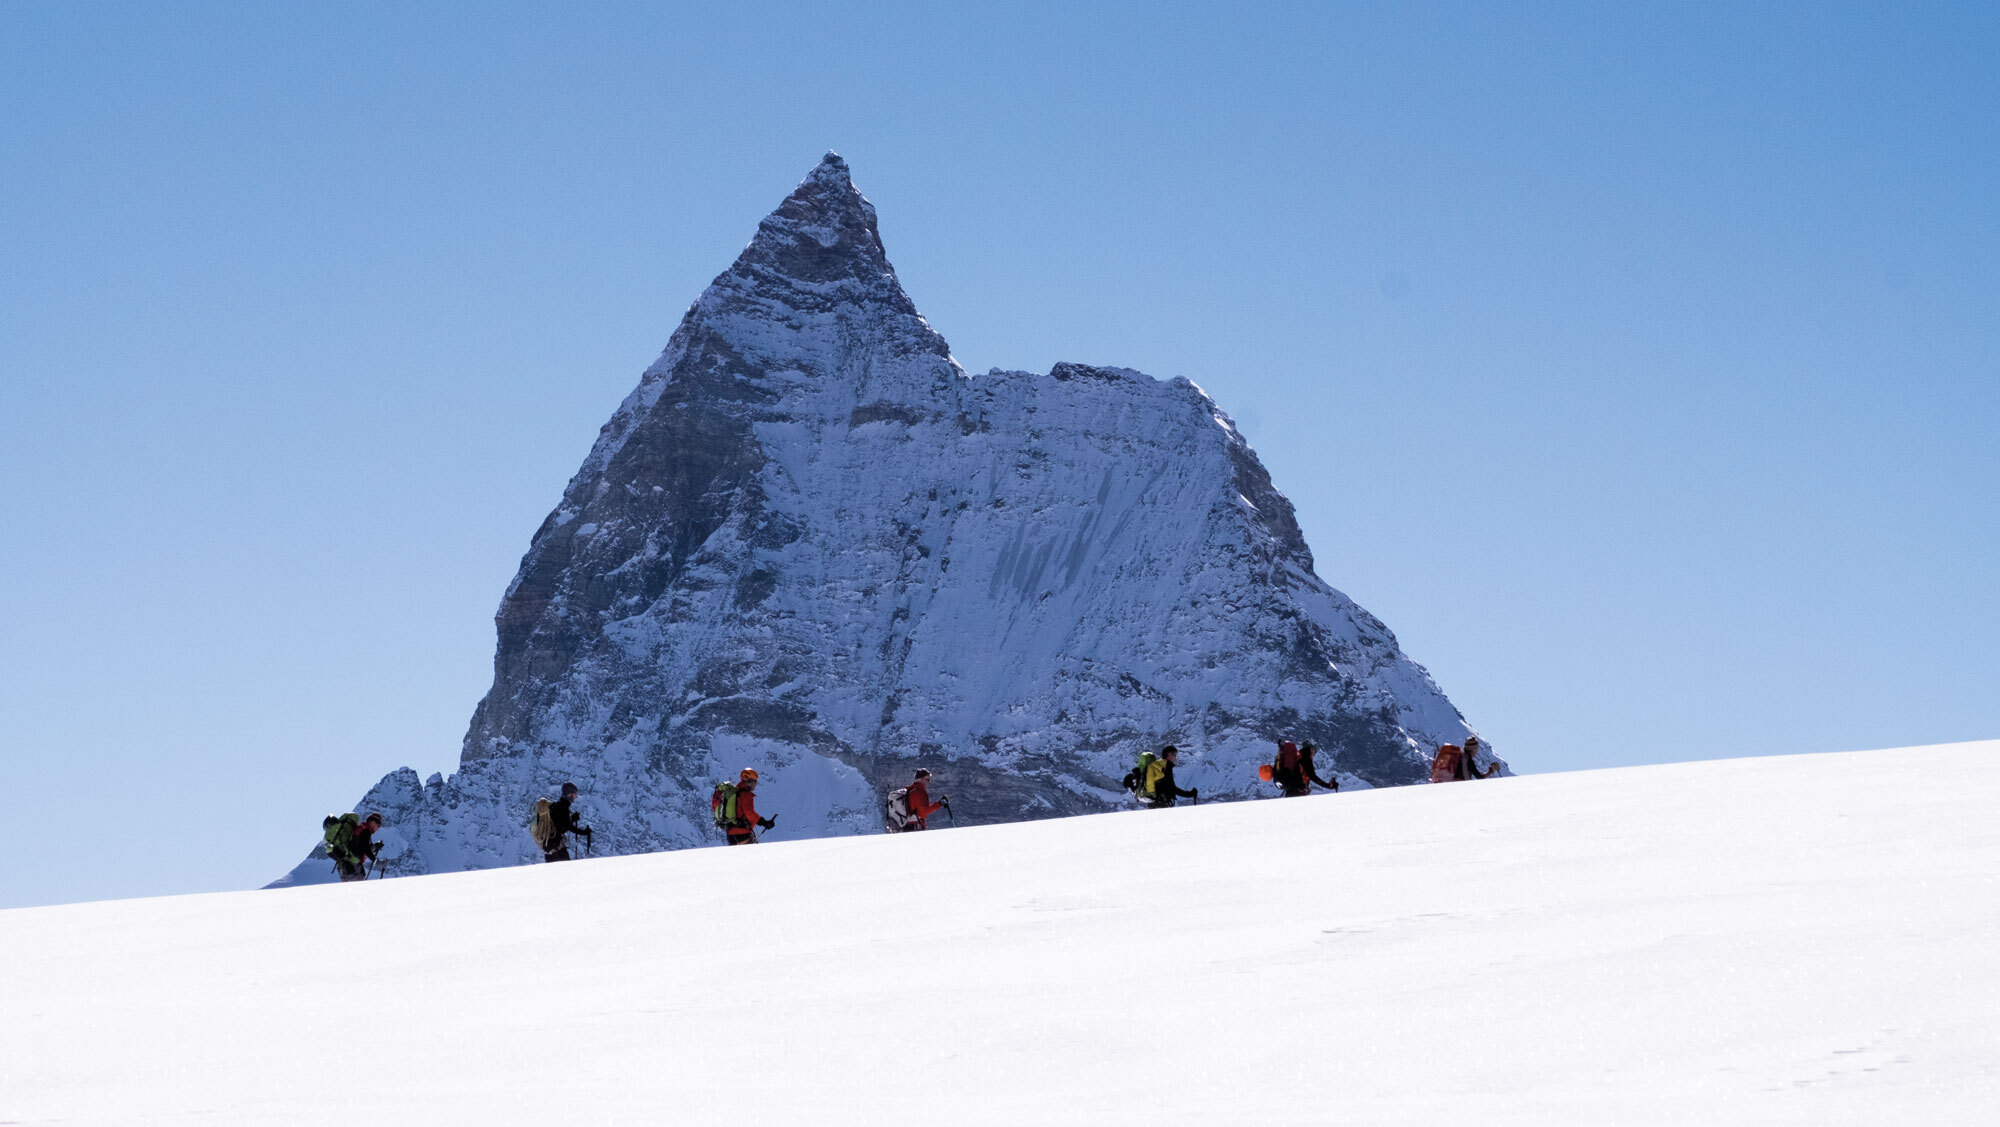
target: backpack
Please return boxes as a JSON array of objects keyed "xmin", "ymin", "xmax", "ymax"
[
  {"xmin": 1141, "ymin": 758, "xmax": 1166, "ymax": 798},
  {"xmin": 531, "ymin": 798, "xmax": 555, "ymax": 850},
  {"xmin": 1430, "ymin": 745, "xmax": 1463, "ymax": 784},
  {"xmin": 711, "ymin": 782, "xmax": 740, "ymax": 828},
  {"xmin": 885, "ymin": 786, "xmax": 913, "ymax": 832},
  {"xmin": 1273, "ymin": 744, "xmax": 1307, "ymax": 789},
  {"xmin": 322, "ymin": 813, "xmax": 359, "ymax": 858},
  {"xmin": 1125, "ymin": 751, "xmax": 1158, "ymax": 796}
]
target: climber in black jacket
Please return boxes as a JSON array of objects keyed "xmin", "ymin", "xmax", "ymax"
[
  {"xmin": 1147, "ymin": 746, "xmax": 1199, "ymax": 809},
  {"xmin": 543, "ymin": 782, "xmax": 594, "ymax": 862}
]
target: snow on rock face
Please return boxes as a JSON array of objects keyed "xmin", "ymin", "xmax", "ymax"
[{"xmin": 272, "ymin": 152, "xmax": 1493, "ymax": 886}]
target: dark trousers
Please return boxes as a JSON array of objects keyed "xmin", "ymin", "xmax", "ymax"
[
  {"xmin": 543, "ymin": 845, "xmax": 571, "ymax": 863},
  {"xmin": 335, "ymin": 858, "xmax": 367, "ymax": 882}
]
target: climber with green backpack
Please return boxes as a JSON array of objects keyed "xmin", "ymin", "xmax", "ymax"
[
  {"xmin": 712, "ymin": 768, "xmax": 775, "ymax": 846},
  {"xmin": 321, "ymin": 811, "xmax": 384, "ymax": 881}
]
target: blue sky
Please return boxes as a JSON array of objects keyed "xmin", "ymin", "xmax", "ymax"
[{"xmin": 3, "ymin": 1, "xmax": 1994, "ymax": 908}]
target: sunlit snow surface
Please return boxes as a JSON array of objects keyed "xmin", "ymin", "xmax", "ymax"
[{"xmin": 7, "ymin": 742, "xmax": 1996, "ymax": 1124}]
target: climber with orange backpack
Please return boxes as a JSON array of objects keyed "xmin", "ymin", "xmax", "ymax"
[
  {"xmin": 1462, "ymin": 735, "xmax": 1498, "ymax": 779},
  {"xmin": 1429, "ymin": 736, "xmax": 1499, "ymax": 783},
  {"xmin": 713, "ymin": 768, "xmax": 776, "ymax": 845},
  {"xmin": 1269, "ymin": 740, "xmax": 1311, "ymax": 797}
]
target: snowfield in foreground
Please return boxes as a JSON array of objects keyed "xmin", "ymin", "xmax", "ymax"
[{"xmin": 5, "ymin": 742, "xmax": 1996, "ymax": 1124}]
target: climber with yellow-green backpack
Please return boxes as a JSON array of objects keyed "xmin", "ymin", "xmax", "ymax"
[
  {"xmin": 321, "ymin": 811, "xmax": 384, "ymax": 881},
  {"xmin": 711, "ymin": 767, "xmax": 776, "ymax": 845},
  {"xmin": 1122, "ymin": 745, "xmax": 1198, "ymax": 809}
]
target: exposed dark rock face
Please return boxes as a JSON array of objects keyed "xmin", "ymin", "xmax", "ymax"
[{"xmin": 271, "ymin": 153, "xmax": 1497, "ymax": 887}]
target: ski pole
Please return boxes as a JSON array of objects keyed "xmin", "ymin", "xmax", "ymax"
[{"xmin": 943, "ymin": 799, "xmax": 955, "ymax": 826}]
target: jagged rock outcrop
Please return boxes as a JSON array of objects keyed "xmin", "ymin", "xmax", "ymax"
[{"xmin": 272, "ymin": 153, "xmax": 1497, "ymax": 886}]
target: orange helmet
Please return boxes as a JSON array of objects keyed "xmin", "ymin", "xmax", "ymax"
[{"xmin": 739, "ymin": 767, "xmax": 759, "ymax": 782}]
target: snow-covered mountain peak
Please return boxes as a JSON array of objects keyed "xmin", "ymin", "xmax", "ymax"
[
  {"xmin": 656, "ymin": 153, "xmax": 953, "ymax": 404},
  {"xmin": 785, "ymin": 149, "xmax": 864, "ymax": 223},
  {"xmin": 719, "ymin": 149, "xmax": 904, "ymax": 299}
]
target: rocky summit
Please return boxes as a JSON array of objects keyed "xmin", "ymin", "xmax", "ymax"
[{"xmin": 273, "ymin": 153, "xmax": 1497, "ymax": 885}]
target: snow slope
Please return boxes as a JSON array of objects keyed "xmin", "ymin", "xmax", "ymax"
[{"xmin": 9, "ymin": 742, "xmax": 1995, "ymax": 1124}]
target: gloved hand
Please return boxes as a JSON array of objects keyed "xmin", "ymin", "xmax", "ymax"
[
  {"xmin": 758, "ymin": 816, "xmax": 775, "ymax": 830},
  {"xmin": 368, "ymin": 842, "xmax": 385, "ymax": 859},
  {"xmin": 940, "ymin": 795, "xmax": 951, "ymax": 806}
]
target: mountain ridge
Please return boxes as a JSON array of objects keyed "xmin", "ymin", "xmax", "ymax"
[{"xmin": 274, "ymin": 152, "xmax": 1492, "ymax": 886}]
